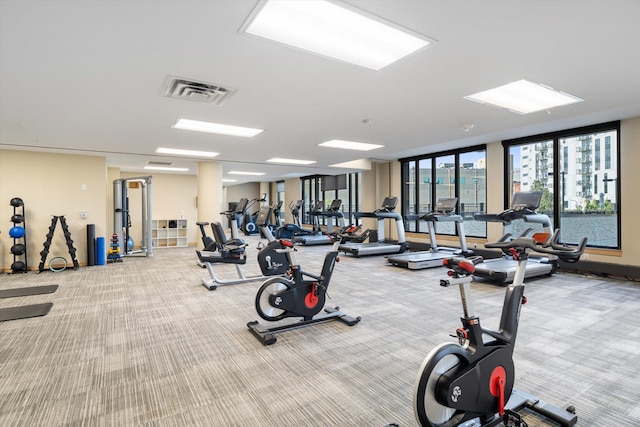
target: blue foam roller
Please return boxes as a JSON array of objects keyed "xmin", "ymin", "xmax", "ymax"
[{"xmin": 96, "ymin": 236, "xmax": 106, "ymax": 265}]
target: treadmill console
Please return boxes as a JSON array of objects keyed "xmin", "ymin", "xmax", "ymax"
[
  {"xmin": 311, "ymin": 200, "xmax": 324, "ymax": 212},
  {"xmin": 511, "ymin": 191, "xmax": 542, "ymax": 212},
  {"xmin": 328, "ymin": 199, "xmax": 342, "ymax": 211},
  {"xmin": 255, "ymin": 206, "xmax": 272, "ymax": 227},
  {"xmin": 235, "ymin": 198, "xmax": 249, "ymax": 214},
  {"xmin": 380, "ymin": 196, "xmax": 398, "ymax": 212},
  {"xmin": 434, "ymin": 197, "xmax": 458, "ymax": 214}
]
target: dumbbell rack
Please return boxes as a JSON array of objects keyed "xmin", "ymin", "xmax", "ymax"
[
  {"xmin": 37, "ymin": 215, "xmax": 79, "ymax": 273},
  {"xmin": 9, "ymin": 198, "xmax": 28, "ymax": 274}
]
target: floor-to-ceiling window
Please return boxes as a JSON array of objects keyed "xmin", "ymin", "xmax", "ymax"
[
  {"xmin": 300, "ymin": 173, "xmax": 360, "ymax": 227},
  {"xmin": 503, "ymin": 121, "xmax": 620, "ymax": 248},
  {"xmin": 401, "ymin": 145, "xmax": 487, "ymax": 238}
]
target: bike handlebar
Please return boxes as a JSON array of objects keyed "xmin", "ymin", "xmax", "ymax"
[{"xmin": 485, "ymin": 229, "xmax": 587, "ymax": 262}]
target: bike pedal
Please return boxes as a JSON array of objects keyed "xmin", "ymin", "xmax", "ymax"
[{"xmin": 502, "ymin": 409, "xmax": 528, "ymax": 427}]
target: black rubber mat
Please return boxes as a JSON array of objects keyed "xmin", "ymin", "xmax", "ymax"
[
  {"xmin": 0, "ymin": 285, "xmax": 58, "ymax": 299},
  {"xmin": 0, "ymin": 303, "xmax": 53, "ymax": 322}
]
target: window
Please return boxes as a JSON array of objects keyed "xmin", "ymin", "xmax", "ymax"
[
  {"xmin": 300, "ymin": 173, "xmax": 360, "ymax": 227},
  {"xmin": 400, "ymin": 145, "xmax": 487, "ymax": 238},
  {"xmin": 503, "ymin": 121, "xmax": 620, "ymax": 249}
]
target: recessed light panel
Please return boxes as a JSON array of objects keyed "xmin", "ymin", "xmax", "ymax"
[
  {"xmin": 144, "ymin": 166, "xmax": 190, "ymax": 172},
  {"xmin": 241, "ymin": 0, "xmax": 433, "ymax": 71},
  {"xmin": 156, "ymin": 147, "xmax": 220, "ymax": 158},
  {"xmin": 319, "ymin": 139, "xmax": 384, "ymax": 151},
  {"xmin": 173, "ymin": 118, "xmax": 263, "ymax": 137},
  {"xmin": 464, "ymin": 79, "xmax": 583, "ymax": 114},
  {"xmin": 267, "ymin": 158, "xmax": 316, "ymax": 165},
  {"xmin": 228, "ymin": 171, "xmax": 266, "ymax": 176}
]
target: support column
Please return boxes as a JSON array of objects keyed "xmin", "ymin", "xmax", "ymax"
[
  {"xmin": 259, "ymin": 182, "xmax": 270, "ymax": 204},
  {"xmin": 197, "ymin": 162, "xmax": 224, "ymax": 225}
]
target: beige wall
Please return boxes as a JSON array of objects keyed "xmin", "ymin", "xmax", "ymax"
[
  {"xmin": 284, "ymin": 178, "xmax": 302, "ymax": 224},
  {"xmin": 0, "ymin": 150, "xmax": 107, "ymax": 272}
]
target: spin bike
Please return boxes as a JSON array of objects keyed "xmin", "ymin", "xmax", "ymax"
[
  {"xmin": 247, "ymin": 238, "xmax": 361, "ymax": 345},
  {"xmin": 414, "ymin": 230, "xmax": 586, "ymax": 427}
]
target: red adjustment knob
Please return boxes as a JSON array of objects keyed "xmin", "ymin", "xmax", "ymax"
[
  {"xmin": 281, "ymin": 239, "xmax": 294, "ymax": 247},
  {"xmin": 522, "ymin": 296, "xmax": 527, "ymax": 305},
  {"xmin": 456, "ymin": 327, "xmax": 468, "ymax": 345},
  {"xmin": 336, "ymin": 257, "xmax": 340, "ymax": 262}
]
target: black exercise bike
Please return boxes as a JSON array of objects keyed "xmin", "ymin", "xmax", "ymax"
[
  {"xmin": 247, "ymin": 239, "xmax": 361, "ymax": 345},
  {"xmin": 413, "ymin": 230, "xmax": 586, "ymax": 427}
]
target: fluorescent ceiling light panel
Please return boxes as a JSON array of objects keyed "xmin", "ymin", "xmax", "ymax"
[
  {"xmin": 241, "ymin": 0, "xmax": 433, "ymax": 71},
  {"xmin": 228, "ymin": 171, "xmax": 266, "ymax": 176},
  {"xmin": 464, "ymin": 79, "xmax": 583, "ymax": 115},
  {"xmin": 156, "ymin": 147, "xmax": 220, "ymax": 158},
  {"xmin": 173, "ymin": 118, "xmax": 264, "ymax": 137},
  {"xmin": 222, "ymin": 179, "xmax": 237, "ymax": 183},
  {"xmin": 329, "ymin": 158, "xmax": 372, "ymax": 170},
  {"xmin": 267, "ymin": 157, "xmax": 316, "ymax": 165},
  {"xmin": 319, "ymin": 139, "xmax": 384, "ymax": 151},
  {"xmin": 144, "ymin": 166, "xmax": 190, "ymax": 172}
]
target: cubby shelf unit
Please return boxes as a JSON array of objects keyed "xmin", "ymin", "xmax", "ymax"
[{"xmin": 151, "ymin": 219, "xmax": 188, "ymax": 248}]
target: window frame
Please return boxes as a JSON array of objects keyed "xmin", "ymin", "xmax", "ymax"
[
  {"xmin": 502, "ymin": 120, "xmax": 621, "ymax": 249},
  {"xmin": 400, "ymin": 144, "xmax": 487, "ymax": 238}
]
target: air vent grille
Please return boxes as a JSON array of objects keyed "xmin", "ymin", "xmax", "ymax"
[
  {"xmin": 147, "ymin": 161, "xmax": 173, "ymax": 166},
  {"xmin": 161, "ymin": 76, "xmax": 235, "ymax": 105}
]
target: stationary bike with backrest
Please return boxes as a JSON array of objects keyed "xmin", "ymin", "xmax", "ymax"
[
  {"xmin": 247, "ymin": 237, "xmax": 361, "ymax": 345},
  {"xmin": 413, "ymin": 230, "xmax": 586, "ymax": 427},
  {"xmin": 196, "ymin": 206, "xmax": 290, "ymax": 290},
  {"xmin": 195, "ymin": 198, "xmax": 248, "ymax": 262}
]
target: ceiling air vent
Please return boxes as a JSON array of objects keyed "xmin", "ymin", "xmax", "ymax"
[
  {"xmin": 147, "ymin": 161, "xmax": 173, "ymax": 166},
  {"xmin": 161, "ymin": 76, "xmax": 235, "ymax": 105}
]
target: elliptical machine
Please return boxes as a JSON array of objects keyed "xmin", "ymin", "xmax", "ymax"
[
  {"xmin": 413, "ymin": 230, "xmax": 586, "ymax": 427},
  {"xmin": 247, "ymin": 237, "xmax": 361, "ymax": 345},
  {"xmin": 274, "ymin": 199, "xmax": 317, "ymax": 239},
  {"xmin": 242, "ymin": 194, "xmax": 268, "ymax": 236}
]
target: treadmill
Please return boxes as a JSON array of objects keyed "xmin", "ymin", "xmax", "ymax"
[
  {"xmin": 473, "ymin": 191, "xmax": 558, "ymax": 284},
  {"xmin": 293, "ymin": 199, "xmax": 345, "ymax": 246},
  {"xmin": 339, "ymin": 196, "xmax": 408, "ymax": 257},
  {"xmin": 387, "ymin": 198, "xmax": 472, "ymax": 270}
]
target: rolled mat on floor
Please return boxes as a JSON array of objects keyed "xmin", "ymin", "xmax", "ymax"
[
  {"xmin": 87, "ymin": 224, "xmax": 96, "ymax": 266},
  {"xmin": 96, "ymin": 236, "xmax": 106, "ymax": 265}
]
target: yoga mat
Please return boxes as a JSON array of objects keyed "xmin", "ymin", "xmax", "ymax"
[
  {"xmin": 0, "ymin": 285, "xmax": 58, "ymax": 299},
  {"xmin": 0, "ymin": 303, "xmax": 53, "ymax": 322}
]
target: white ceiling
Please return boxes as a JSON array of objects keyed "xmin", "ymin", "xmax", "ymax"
[{"xmin": 2, "ymin": 0, "xmax": 640, "ymax": 186}]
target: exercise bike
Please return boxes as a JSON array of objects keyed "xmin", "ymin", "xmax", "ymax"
[
  {"xmin": 413, "ymin": 230, "xmax": 586, "ymax": 427},
  {"xmin": 247, "ymin": 238, "xmax": 361, "ymax": 345},
  {"xmin": 196, "ymin": 206, "xmax": 290, "ymax": 290}
]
